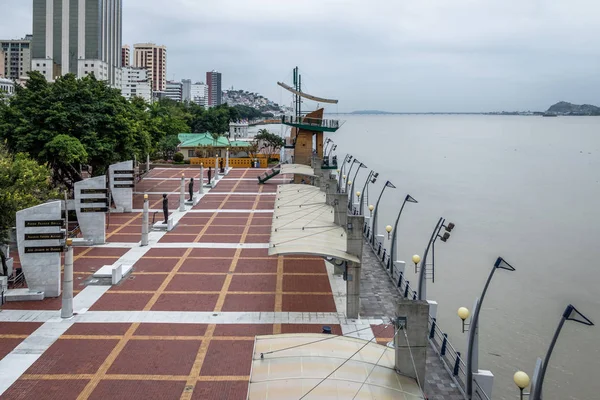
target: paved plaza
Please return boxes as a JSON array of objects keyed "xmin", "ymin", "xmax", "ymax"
[{"xmin": 0, "ymin": 167, "xmax": 460, "ymax": 399}]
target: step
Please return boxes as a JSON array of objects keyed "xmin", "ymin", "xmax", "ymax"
[{"xmin": 4, "ymin": 288, "xmax": 45, "ymax": 302}]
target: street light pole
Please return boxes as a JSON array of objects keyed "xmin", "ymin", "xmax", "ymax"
[
  {"xmin": 345, "ymin": 159, "xmax": 359, "ymax": 192},
  {"xmin": 466, "ymin": 257, "xmax": 516, "ymax": 398},
  {"xmin": 370, "ymin": 180, "xmax": 395, "ymax": 246},
  {"xmin": 349, "ymin": 163, "xmax": 366, "ymax": 211},
  {"xmin": 338, "ymin": 154, "xmax": 352, "ymax": 191},
  {"xmin": 531, "ymin": 304, "xmax": 594, "ymax": 400},
  {"xmin": 388, "ymin": 194, "xmax": 418, "ymax": 276},
  {"xmin": 417, "ymin": 217, "xmax": 455, "ymax": 300}
]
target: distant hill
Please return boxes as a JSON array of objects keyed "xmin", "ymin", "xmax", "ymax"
[
  {"xmin": 547, "ymin": 101, "xmax": 600, "ymax": 115},
  {"xmin": 350, "ymin": 110, "xmax": 395, "ymax": 115}
]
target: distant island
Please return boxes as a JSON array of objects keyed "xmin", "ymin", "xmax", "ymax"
[{"xmin": 349, "ymin": 101, "xmax": 600, "ymax": 116}]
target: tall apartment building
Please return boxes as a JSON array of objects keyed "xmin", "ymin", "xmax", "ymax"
[
  {"xmin": 0, "ymin": 50, "xmax": 5, "ymax": 78},
  {"xmin": 121, "ymin": 45, "xmax": 130, "ymax": 67},
  {"xmin": 181, "ymin": 79, "xmax": 191, "ymax": 102},
  {"xmin": 165, "ymin": 81, "xmax": 182, "ymax": 102},
  {"xmin": 0, "ymin": 35, "xmax": 32, "ymax": 80},
  {"xmin": 206, "ymin": 70, "xmax": 222, "ymax": 107},
  {"xmin": 133, "ymin": 43, "xmax": 166, "ymax": 92},
  {"xmin": 31, "ymin": 0, "xmax": 123, "ymax": 87},
  {"xmin": 121, "ymin": 66, "xmax": 151, "ymax": 102},
  {"xmin": 191, "ymin": 82, "xmax": 207, "ymax": 107}
]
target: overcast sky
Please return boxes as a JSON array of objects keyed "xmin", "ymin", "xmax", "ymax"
[{"xmin": 2, "ymin": 0, "xmax": 599, "ymax": 112}]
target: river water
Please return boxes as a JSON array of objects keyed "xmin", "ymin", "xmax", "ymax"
[{"xmin": 262, "ymin": 115, "xmax": 600, "ymax": 399}]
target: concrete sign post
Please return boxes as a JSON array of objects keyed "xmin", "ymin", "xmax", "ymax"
[
  {"xmin": 109, "ymin": 160, "xmax": 134, "ymax": 212},
  {"xmin": 225, "ymin": 148, "xmax": 230, "ymax": 173},
  {"xmin": 179, "ymin": 174, "xmax": 186, "ymax": 212},
  {"xmin": 16, "ymin": 201, "xmax": 63, "ymax": 298},
  {"xmin": 74, "ymin": 176, "xmax": 107, "ymax": 244},
  {"xmin": 199, "ymin": 164, "xmax": 204, "ymax": 195},
  {"xmin": 141, "ymin": 194, "xmax": 149, "ymax": 246},
  {"xmin": 215, "ymin": 156, "xmax": 220, "ymax": 179},
  {"xmin": 61, "ymin": 239, "xmax": 74, "ymax": 318},
  {"xmin": 146, "ymin": 154, "xmax": 150, "ymax": 173}
]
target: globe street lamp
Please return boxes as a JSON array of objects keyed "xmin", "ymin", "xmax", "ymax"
[
  {"xmin": 385, "ymin": 225, "xmax": 392, "ymax": 239},
  {"xmin": 349, "ymin": 163, "xmax": 366, "ymax": 209},
  {"xmin": 412, "ymin": 254, "xmax": 421, "ymax": 273},
  {"xmin": 514, "ymin": 371, "xmax": 530, "ymax": 400},
  {"xmin": 371, "ymin": 181, "xmax": 396, "ymax": 246},
  {"xmin": 388, "ymin": 194, "xmax": 418, "ymax": 276},
  {"xmin": 337, "ymin": 154, "xmax": 353, "ymax": 190},
  {"xmin": 530, "ymin": 304, "xmax": 594, "ymax": 400},
  {"xmin": 464, "ymin": 257, "xmax": 516, "ymax": 398},
  {"xmin": 345, "ymin": 159, "xmax": 359, "ymax": 192},
  {"xmin": 417, "ymin": 217, "xmax": 455, "ymax": 301}
]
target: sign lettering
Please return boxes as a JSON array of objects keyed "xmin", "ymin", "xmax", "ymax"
[
  {"xmin": 81, "ymin": 188, "xmax": 107, "ymax": 194},
  {"xmin": 25, "ymin": 220, "xmax": 64, "ymax": 228},
  {"xmin": 114, "ymin": 177, "xmax": 134, "ymax": 182},
  {"xmin": 25, "ymin": 233, "xmax": 65, "ymax": 240},
  {"xmin": 114, "ymin": 184, "xmax": 134, "ymax": 189},
  {"xmin": 25, "ymin": 246, "xmax": 64, "ymax": 254},
  {"xmin": 80, "ymin": 198, "xmax": 108, "ymax": 204},
  {"xmin": 113, "ymin": 170, "xmax": 134, "ymax": 174},
  {"xmin": 80, "ymin": 207, "xmax": 108, "ymax": 213}
]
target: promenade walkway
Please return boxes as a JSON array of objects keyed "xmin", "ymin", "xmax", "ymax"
[{"xmin": 0, "ymin": 167, "xmax": 461, "ymax": 399}]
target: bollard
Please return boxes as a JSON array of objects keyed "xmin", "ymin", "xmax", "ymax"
[
  {"xmin": 141, "ymin": 194, "xmax": 149, "ymax": 246},
  {"xmin": 429, "ymin": 318, "xmax": 437, "ymax": 339},
  {"xmin": 397, "ymin": 271, "xmax": 404, "ymax": 288},
  {"xmin": 413, "ymin": 291, "xmax": 417, "ymax": 300},
  {"xmin": 453, "ymin": 352, "xmax": 461, "ymax": 376},
  {"xmin": 441, "ymin": 333, "xmax": 448, "ymax": 356},
  {"xmin": 199, "ymin": 163, "xmax": 204, "ymax": 195},
  {"xmin": 179, "ymin": 174, "xmax": 185, "ymax": 211},
  {"xmin": 404, "ymin": 281, "xmax": 410, "ymax": 298},
  {"xmin": 61, "ymin": 239, "xmax": 74, "ymax": 318},
  {"xmin": 146, "ymin": 154, "xmax": 150, "ymax": 173},
  {"xmin": 225, "ymin": 148, "xmax": 230, "ymax": 171}
]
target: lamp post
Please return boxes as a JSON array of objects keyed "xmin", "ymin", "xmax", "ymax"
[
  {"xmin": 359, "ymin": 171, "xmax": 378, "ymax": 215},
  {"xmin": 463, "ymin": 257, "xmax": 516, "ymax": 398},
  {"xmin": 337, "ymin": 154, "xmax": 353, "ymax": 190},
  {"xmin": 417, "ymin": 218, "xmax": 454, "ymax": 301},
  {"xmin": 388, "ymin": 194, "xmax": 418, "ymax": 276},
  {"xmin": 349, "ymin": 162, "xmax": 366, "ymax": 203},
  {"xmin": 370, "ymin": 181, "xmax": 395, "ymax": 246},
  {"xmin": 530, "ymin": 304, "xmax": 594, "ymax": 400},
  {"xmin": 345, "ymin": 159, "xmax": 359, "ymax": 192},
  {"xmin": 324, "ymin": 138, "xmax": 332, "ymax": 154}
]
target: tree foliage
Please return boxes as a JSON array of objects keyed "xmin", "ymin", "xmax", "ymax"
[
  {"xmin": 255, "ymin": 129, "xmax": 285, "ymax": 156},
  {"xmin": 156, "ymin": 135, "xmax": 180, "ymax": 160},
  {"xmin": 0, "ymin": 144, "xmax": 59, "ymax": 273}
]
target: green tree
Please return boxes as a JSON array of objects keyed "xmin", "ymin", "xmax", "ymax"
[
  {"xmin": 156, "ymin": 134, "xmax": 180, "ymax": 160},
  {"xmin": 255, "ymin": 129, "xmax": 285, "ymax": 156},
  {"xmin": 0, "ymin": 72, "xmax": 153, "ymax": 189},
  {"xmin": 0, "ymin": 145, "xmax": 59, "ymax": 275}
]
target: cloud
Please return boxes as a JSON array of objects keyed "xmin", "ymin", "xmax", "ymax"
[{"xmin": 2, "ymin": 0, "xmax": 600, "ymax": 111}]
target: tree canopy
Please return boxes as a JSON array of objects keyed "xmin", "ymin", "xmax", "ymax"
[{"xmin": 255, "ymin": 129, "xmax": 285, "ymax": 156}]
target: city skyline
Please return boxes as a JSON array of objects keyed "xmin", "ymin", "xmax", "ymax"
[{"xmin": 1, "ymin": 0, "xmax": 600, "ymax": 112}]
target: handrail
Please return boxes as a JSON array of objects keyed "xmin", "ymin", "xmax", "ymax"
[
  {"xmin": 473, "ymin": 378, "xmax": 492, "ymax": 400},
  {"xmin": 362, "ymin": 226, "xmax": 467, "ymax": 395}
]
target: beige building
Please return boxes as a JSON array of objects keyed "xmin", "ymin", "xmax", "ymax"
[
  {"xmin": 133, "ymin": 43, "xmax": 166, "ymax": 92},
  {"xmin": 0, "ymin": 50, "xmax": 4, "ymax": 78},
  {"xmin": 1, "ymin": 35, "xmax": 32, "ymax": 80}
]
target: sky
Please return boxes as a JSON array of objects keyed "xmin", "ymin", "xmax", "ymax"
[{"xmin": 2, "ymin": 0, "xmax": 600, "ymax": 112}]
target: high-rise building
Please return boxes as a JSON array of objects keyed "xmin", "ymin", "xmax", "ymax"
[
  {"xmin": 121, "ymin": 66, "xmax": 151, "ymax": 102},
  {"xmin": 30, "ymin": 0, "xmax": 123, "ymax": 87},
  {"xmin": 122, "ymin": 45, "xmax": 130, "ymax": 67},
  {"xmin": 165, "ymin": 81, "xmax": 182, "ymax": 102},
  {"xmin": 181, "ymin": 79, "xmax": 191, "ymax": 102},
  {"xmin": 206, "ymin": 70, "xmax": 222, "ymax": 107},
  {"xmin": 0, "ymin": 50, "xmax": 5, "ymax": 78},
  {"xmin": 0, "ymin": 35, "xmax": 32, "ymax": 80},
  {"xmin": 133, "ymin": 43, "xmax": 166, "ymax": 92},
  {"xmin": 191, "ymin": 82, "xmax": 207, "ymax": 107}
]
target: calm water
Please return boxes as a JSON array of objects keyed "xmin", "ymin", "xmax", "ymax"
[{"xmin": 316, "ymin": 115, "xmax": 600, "ymax": 400}]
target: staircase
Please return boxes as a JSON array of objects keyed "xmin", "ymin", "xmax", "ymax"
[{"xmin": 258, "ymin": 164, "xmax": 281, "ymax": 184}]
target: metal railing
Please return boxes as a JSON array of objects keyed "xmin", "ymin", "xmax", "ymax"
[
  {"xmin": 361, "ymin": 219, "xmax": 467, "ymax": 396},
  {"xmin": 281, "ymin": 115, "xmax": 340, "ymax": 129}
]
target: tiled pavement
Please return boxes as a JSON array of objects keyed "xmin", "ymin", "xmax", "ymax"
[{"xmin": 0, "ymin": 167, "xmax": 462, "ymax": 400}]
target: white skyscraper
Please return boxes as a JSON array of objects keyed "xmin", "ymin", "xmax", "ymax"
[{"xmin": 31, "ymin": 0, "xmax": 123, "ymax": 87}]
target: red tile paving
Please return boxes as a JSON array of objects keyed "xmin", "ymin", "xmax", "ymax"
[
  {"xmin": 89, "ymin": 380, "xmax": 186, "ymax": 400},
  {"xmin": 180, "ymin": 258, "xmax": 231, "ymax": 273},
  {"xmin": 133, "ymin": 257, "xmax": 179, "ymax": 273},
  {"xmin": 159, "ymin": 234, "xmax": 196, "ymax": 243},
  {"xmin": 283, "ymin": 258, "xmax": 327, "ymax": 273},
  {"xmin": 189, "ymin": 248, "xmax": 236, "ymax": 258},
  {"xmin": 204, "ymin": 225, "xmax": 245, "ymax": 235},
  {"xmin": 110, "ymin": 274, "xmax": 167, "ymax": 291},
  {"xmin": 242, "ymin": 234, "xmax": 270, "ymax": 243},
  {"xmin": 240, "ymin": 248, "xmax": 270, "ymax": 257},
  {"xmin": 166, "ymin": 274, "xmax": 226, "ymax": 291},
  {"xmin": 283, "ymin": 275, "xmax": 332, "ymax": 293},
  {"xmin": 89, "ymin": 293, "xmax": 154, "ymax": 311},
  {"xmin": 282, "ymin": 294, "xmax": 336, "ymax": 312},
  {"xmin": 221, "ymin": 294, "xmax": 275, "ymax": 312},
  {"xmin": 235, "ymin": 258, "xmax": 277, "ymax": 273},
  {"xmin": 2, "ymin": 379, "xmax": 90, "ymax": 400},
  {"xmin": 64, "ymin": 323, "xmax": 131, "ymax": 336},
  {"xmin": 197, "ymin": 234, "xmax": 242, "ymax": 243},
  {"xmin": 190, "ymin": 381, "xmax": 249, "ymax": 400},
  {"xmin": 0, "ymin": 322, "xmax": 42, "ymax": 335},
  {"xmin": 213, "ymin": 324, "xmax": 274, "ymax": 337},
  {"xmin": 229, "ymin": 275, "xmax": 277, "ymax": 292},
  {"xmin": 150, "ymin": 294, "xmax": 219, "ymax": 312},
  {"xmin": 134, "ymin": 323, "xmax": 208, "ymax": 337},
  {"xmin": 26, "ymin": 339, "xmax": 118, "ymax": 374},
  {"xmin": 108, "ymin": 340, "xmax": 201, "ymax": 375},
  {"xmin": 106, "ymin": 233, "xmax": 141, "ymax": 243},
  {"xmin": 0, "ymin": 297, "xmax": 62, "ymax": 310},
  {"xmin": 200, "ymin": 340, "xmax": 254, "ymax": 376},
  {"xmin": 0, "ymin": 339, "xmax": 26, "ymax": 360},
  {"xmin": 74, "ymin": 257, "xmax": 121, "ymax": 272},
  {"xmin": 76, "ymin": 247, "xmax": 129, "ymax": 257},
  {"xmin": 144, "ymin": 248, "xmax": 187, "ymax": 257}
]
